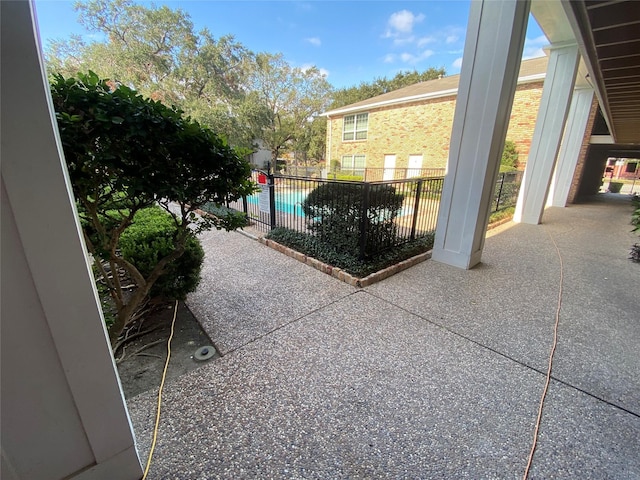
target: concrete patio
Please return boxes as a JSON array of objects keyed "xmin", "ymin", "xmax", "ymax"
[{"xmin": 127, "ymin": 193, "xmax": 639, "ymax": 479}]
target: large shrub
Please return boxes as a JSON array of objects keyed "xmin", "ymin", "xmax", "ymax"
[
  {"xmin": 301, "ymin": 182, "xmax": 404, "ymax": 258},
  {"xmin": 51, "ymin": 71, "xmax": 255, "ymax": 345},
  {"xmin": 501, "ymin": 140, "xmax": 520, "ymax": 172},
  {"xmin": 119, "ymin": 207, "xmax": 204, "ymax": 301}
]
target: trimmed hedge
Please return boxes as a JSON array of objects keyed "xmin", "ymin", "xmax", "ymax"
[
  {"xmin": 266, "ymin": 227, "xmax": 434, "ymax": 277},
  {"xmin": 119, "ymin": 206, "xmax": 204, "ymax": 301},
  {"xmin": 301, "ymin": 182, "xmax": 404, "ymax": 258}
]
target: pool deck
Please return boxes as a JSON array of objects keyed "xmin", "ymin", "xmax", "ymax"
[{"xmin": 127, "ymin": 192, "xmax": 639, "ymax": 479}]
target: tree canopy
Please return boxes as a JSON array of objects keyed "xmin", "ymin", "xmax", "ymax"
[
  {"xmin": 246, "ymin": 53, "xmax": 332, "ymax": 165},
  {"xmin": 45, "ymin": 0, "xmax": 448, "ymax": 166},
  {"xmin": 329, "ymin": 67, "xmax": 447, "ymax": 110},
  {"xmin": 48, "ymin": 0, "xmax": 256, "ymax": 147}
]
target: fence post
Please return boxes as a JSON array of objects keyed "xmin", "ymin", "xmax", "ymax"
[
  {"xmin": 359, "ymin": 182, "xmax": 371, "ymax": 259},
  {"xmin": 410, "ymin": 180, "xmax": 423, "ymax": 240},
  {"xmin": 495, "ymin": 172, "xmax": 505, "ymax": 212},
  {"xmin": 268, "ymin": 172, "xmax": 276, "ymax": 229}
]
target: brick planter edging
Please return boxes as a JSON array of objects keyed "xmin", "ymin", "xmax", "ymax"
[
  {"xmin": 258, "ymin": 237, "xmax": 431, "ymax": 288},
  {"xmin": 487, "ymin": 215, "xmax": 514, "ymax": 230}
]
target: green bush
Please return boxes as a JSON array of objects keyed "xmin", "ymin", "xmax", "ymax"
[
  {"xmin": 266, "ymin": 227, "xmax": 434, "ymax": 277},
  {"xmin": 51, "ymin": 71, "xmax": 254, "ymax": 344},
  {"xmin": 301, "ymin": 182, "xmax": 404, "ymax": 258},
  {"xmin": 119, "ymin": 207, "xmax": 204, "ymax": 301},
  {"xmin": 501, "ymin": 140, "xmax": 519, "ymax": 170}
]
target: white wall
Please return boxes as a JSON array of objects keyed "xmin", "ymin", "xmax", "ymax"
[{"xmin": 0, "ymin": 2, "xmax": 142, "ymax": 479}]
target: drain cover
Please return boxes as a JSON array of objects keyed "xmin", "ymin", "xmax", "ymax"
[{"xmin": 194, "ymin": 346, "xmax": 216, "ymax": 361}]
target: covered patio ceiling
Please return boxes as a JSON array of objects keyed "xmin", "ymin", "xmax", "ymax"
[{"xmin": 532, "ymin": 0, "xmax": 640, "ymax": 146}]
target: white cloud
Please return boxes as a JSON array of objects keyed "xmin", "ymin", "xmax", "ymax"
[
  {"xmin": 452, "ymin": 57, "xmax": 463, "ymax": 69},
  {"xmin": 522, "ymin": 34, "xmax": 548, "ymax": 59},
  {"xmin": 417, "ymin": 36, "xmax": 435, "ymax": 47},
  {"xmin": 400, "ymin": 52, "xmax": 414, "ymax": 63},
  {"xmin": 393, "ymin": 35, "xmax": 416, "ymax": 46},
  {"xmin": 305, "ymin": 37, "xmax": 321, "ymax": 47},
  {"xmin": 445, "ymin": 34, "xmax": 458, "ymax": 44},
  {"xmin": 383, "ymin": 53, "xmax": 396, "ymax": 63},
  {"xmin": 399, "ymin": 49, "xmax": 434, "ymax": 65},
  {"xmin": 420, "ymin": 49, "xmax": 434, "ymax": 60},
  {"xmin": 388, "ymin": 10, "xmax": 425, "ymax": 34},
  {"xmin": 318, "ymin": 67, "xmax": 329, "ymax": 78}
]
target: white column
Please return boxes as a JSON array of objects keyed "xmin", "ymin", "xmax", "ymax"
[
  {"xmin": 1, "ymin": 2, "xmax": 142, "ymax": 479},
  {"xmin": 432, "ymin": 0, "xmax": 530, "ymax": 270},
  {"xmin": 514, "ymin": 43, "xmax": 580, "ymax": 224},
  {"xmin": 546, "ymin": 87, "xmax": 594, "ymax": 207}
]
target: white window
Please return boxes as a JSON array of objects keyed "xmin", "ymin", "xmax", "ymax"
[
  {"xmin": 342, "ymin": 113, "xmax": 368, "ymax": 141},
  {"xmin": 341, "ymin": 155, "xmax": 366, "ymax": 175}
]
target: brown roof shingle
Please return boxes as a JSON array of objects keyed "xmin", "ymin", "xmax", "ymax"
[{"xmin": 324, "ymin": 56, "xmax": 548, "ymax": 116}]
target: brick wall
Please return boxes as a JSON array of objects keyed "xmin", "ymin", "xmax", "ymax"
[
  {"xmin": 567, "ymin": 96, "xmax": 599, "ymax": 203},
  {"xmin": 327, "ymin": 81, "xmax": 544, "ymax": 172}
]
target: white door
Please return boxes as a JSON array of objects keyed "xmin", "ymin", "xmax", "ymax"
[
  {"xmin": 383, "ymin": 154, "xmax": 396, "ymax": 180},
  {"xmin": 407, "ymin": 154, "xmax": 423, "ymax": 178}
]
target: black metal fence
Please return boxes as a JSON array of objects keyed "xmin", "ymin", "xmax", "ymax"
[
  {"xmin": 493, "ymin": 171, "xmax": 523, "ymax": 212},
  {"xmin": 224, "ymin": 171, "xmax": 442, "ymax": 258},
  {"xmin": 221, "ymin": 170, "xmax": 522, "ymax": 259}
]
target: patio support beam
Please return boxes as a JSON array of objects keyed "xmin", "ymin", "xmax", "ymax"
[
  {"xmin": 514, "ymin": 43, "xmax": 580, "ymax": 223},
  {"xmin": 432, "ymin": 0, "xmax": 530, "ymax": 270},
  {"xmin": 546, "ymin": 87, "xmax": 595, "ymax": 207},
  {"xmin": 1, "ymin": 2, "xmax": 142, "ymax": 479}
]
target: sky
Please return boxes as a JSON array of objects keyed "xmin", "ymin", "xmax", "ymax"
[{"xmin": 33, "ymin": 0, "xmax": 548, "ymax": 89}]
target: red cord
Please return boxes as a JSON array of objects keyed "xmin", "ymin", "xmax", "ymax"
[{"xmin": 523, "ymin": 229, "xmax": 563, "ymax": 479}]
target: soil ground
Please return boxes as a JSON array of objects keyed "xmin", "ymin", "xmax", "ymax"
[{"xmin": 116, "ymin": 301, "xmax": 218, "ymax": 399}]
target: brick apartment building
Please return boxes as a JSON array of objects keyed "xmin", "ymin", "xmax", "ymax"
[{"xmin": 323, "ymin": 56, "xmax": 548, "ymax": 178}]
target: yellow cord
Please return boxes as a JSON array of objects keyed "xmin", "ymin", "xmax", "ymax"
[
  {"xmin": 142, "ymin": 299, "xmax": 178, "ymax": 480},
  {"xmin": 523, "ymin": 230, "xmax": 564, "ymax": 479}
]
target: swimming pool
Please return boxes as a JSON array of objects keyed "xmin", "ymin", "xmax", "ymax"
[
  {"xmin": 247, "ymin": 190, "xmax": 308, "ymax": 217},
  {"xmin": 246, "ymin": 189, "xmax": 415, "ymax": 219}
]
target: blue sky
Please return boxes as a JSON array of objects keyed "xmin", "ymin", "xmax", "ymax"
[{"xmin": 33, "ymin": 1, "xmax": 548, "ymax": 89}]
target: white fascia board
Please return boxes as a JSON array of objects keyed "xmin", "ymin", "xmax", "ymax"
[
  {"xmin": 322, "ymin": 73, "xmax": 546, "ymax": 117},
  {"xmin": 322, "ymin": 88, "xmax": 459, "ymax": 117}
]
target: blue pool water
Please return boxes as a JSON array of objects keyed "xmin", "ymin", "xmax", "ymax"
[
  {"xmin": 247, "ymin": 190, "xmax": 413, "ymax": 218},
  {"xmin": 247, "ymin": 190, "xmax": 308, "ymax": 217}
]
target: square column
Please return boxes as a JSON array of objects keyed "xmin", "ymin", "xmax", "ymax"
[
  {"xmin": 514, "ymin": 43, "xmax": 580, "ymax": 224},
  {"xmin": 432, "ymin": 0, "xmax": 530, "ymax": 270},
  {"xmin": 547, "ymin": 87, "xmax": 595, "ymax": 207},
  {"xmin": 1, "ymin": 2, "xmax": 142, "ymax": 478}
]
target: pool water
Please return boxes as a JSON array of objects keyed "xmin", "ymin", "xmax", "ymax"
[
  {"xmin": 247, "ymin": 190, "xmax": 308, "ymax": 217},
  {"xmin": 247, "ymin": 190, "xmax": 413, "ymax": 218}
]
